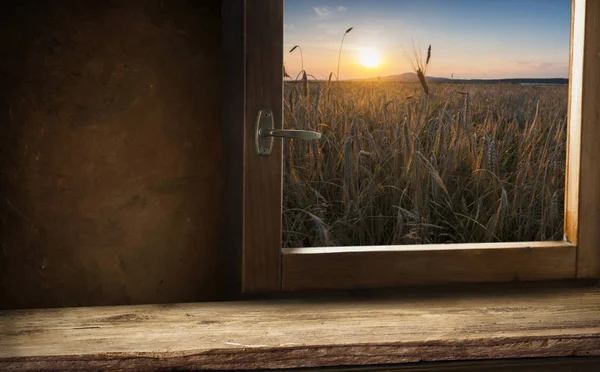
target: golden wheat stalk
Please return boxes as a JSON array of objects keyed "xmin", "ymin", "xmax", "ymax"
[{"xmin": 404, "ymin": 43, "xmax": 431, "ymax": 95}]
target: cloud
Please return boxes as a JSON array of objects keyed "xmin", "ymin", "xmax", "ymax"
[
  {"xmin": 314, "ymin": 7, "xmax": 331, "ymax": 17},
  {"xmin": 314, "ymin": 5, "xmax": 347, "ymax": 17}
]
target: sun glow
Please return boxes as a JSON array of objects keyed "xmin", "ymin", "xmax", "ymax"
[{"xmin": 358, "ymin": 48, "xmax": 382, "ymax": 68}]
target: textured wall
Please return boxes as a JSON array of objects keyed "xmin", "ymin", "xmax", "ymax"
[{"xmin": 0, "ymin": 0, "xmax": 224, "ymax": 309}]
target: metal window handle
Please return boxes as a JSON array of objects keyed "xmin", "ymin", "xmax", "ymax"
[
  {"xmin": 255, "ymin": 109, "xmax": 321, "ymax": 156},
  {"xmin": 259, "ymin": 128, "xmax": 321, "ymax": 141}
]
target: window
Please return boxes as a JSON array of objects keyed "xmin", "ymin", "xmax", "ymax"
[
  {"xmin": 283, "ymin": 1, "xmax": 569, "ymax": 248},
  {"xmin": 231, "ymin": 0, "xmax": 599, "ymax": 293}
]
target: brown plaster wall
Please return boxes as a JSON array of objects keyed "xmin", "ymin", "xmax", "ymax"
[{"xmin": 0, "ymin": 0, "xmax": 224, "ymax": 309}]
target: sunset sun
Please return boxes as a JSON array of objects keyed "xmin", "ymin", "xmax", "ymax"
[{"xmin": 359, "ymin": 48, "xmax": 382, "ymax": 68}]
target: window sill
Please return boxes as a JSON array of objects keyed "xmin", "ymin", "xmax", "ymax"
[{"xmin": 1, "ymin": 282, "xmax": 599, "ymax": 371}]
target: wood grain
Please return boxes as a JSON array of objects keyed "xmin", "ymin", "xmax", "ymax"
[
  {"xmin": 576, "ymin": 0, "xmax": 600, "ymax": 278},
  {"xmin": 282, "ymin": 242, "xmax": 576, "ymax": 291},
  {"xmin": 564, "ymin": 0, "xmax": 584, "ymax": 244},
  {"xmin": 242, "ymin": 0, "xmax": 284, "ymax": 293},
  {"xmin": 222, "ymin": 0, "xmax": 245, "ymax": 299},
  {"xmin": 298, "ymin": 357, "xmax": 600, "ymax": 372},
  {"xmin": 1, "ymin": 285, "xmax": 599, "ymax": 371}
]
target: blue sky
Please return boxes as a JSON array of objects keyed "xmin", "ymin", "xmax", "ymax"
[{"xmin": 284, "ymin": 0, "xmax": 571, "ymax": 80}]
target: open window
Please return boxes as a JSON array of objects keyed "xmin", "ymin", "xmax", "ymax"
[
  {"xmin": 0, "ymin": 0, "xmax": 599, "ymax": 369},
  {"xmin": 229, "ymin": 0, "xmax": 599, "ymax": 293}
]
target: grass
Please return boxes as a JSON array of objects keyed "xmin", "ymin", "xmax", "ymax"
[{"xmin": 282, "ymin": 81, "xmax": 567, "ymax": 248}]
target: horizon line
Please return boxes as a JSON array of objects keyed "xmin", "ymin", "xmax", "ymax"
[{"xmin": 284, "ymin": 73, "xmax": 570, "ymax": 82}]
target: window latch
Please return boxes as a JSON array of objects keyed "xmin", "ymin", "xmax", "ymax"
[{"xmin": 255, "ymin": 109, "xmax": 321, "ymax": 156}]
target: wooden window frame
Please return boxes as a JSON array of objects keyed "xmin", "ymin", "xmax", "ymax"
[
  {"xmin": 229, "ymin": 0, "xmax": 600, "ymax": 294},
  {"xmin": 1, "ymin": 2, "xmax": 599, "ymax": 369}
]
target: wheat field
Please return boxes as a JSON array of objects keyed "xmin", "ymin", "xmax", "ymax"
[{"xmin": 282, "ymin": 81, "xmax": 567, "ymax": 248}]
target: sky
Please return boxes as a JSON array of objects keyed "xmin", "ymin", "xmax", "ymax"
[{"xmin": 284, "ymin": 0, "xmax": 571, "ymax": 80}]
